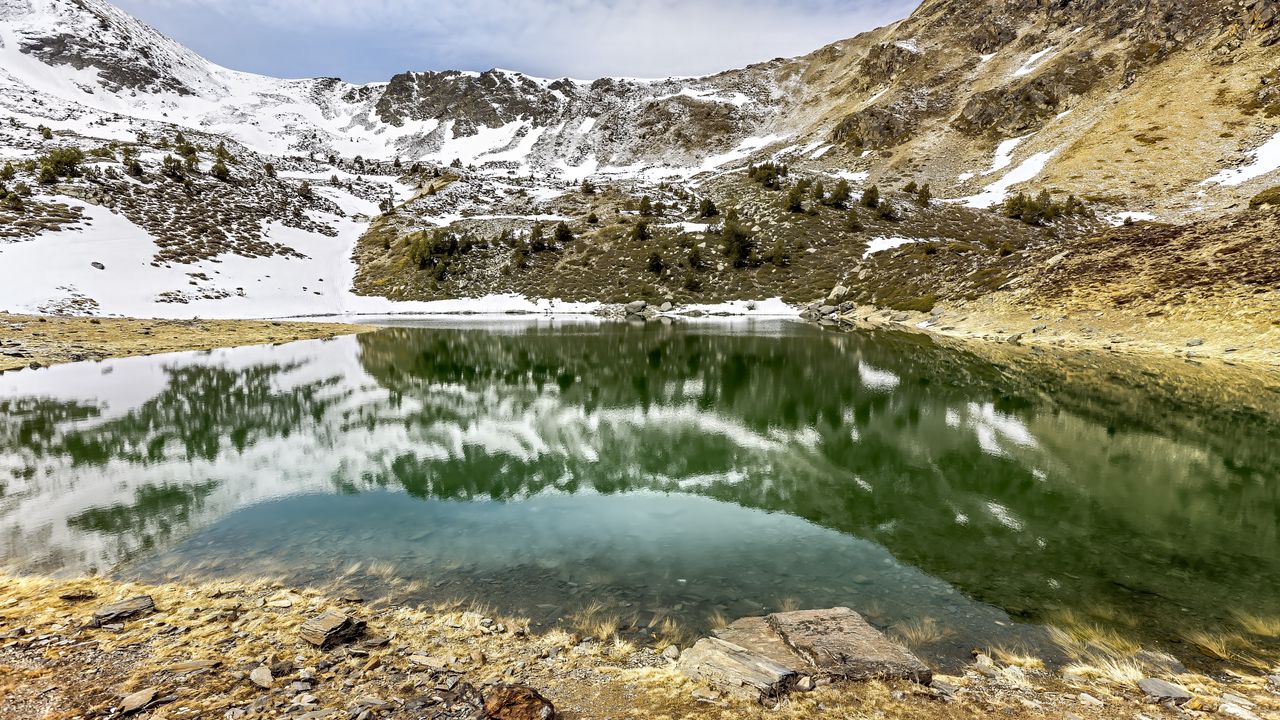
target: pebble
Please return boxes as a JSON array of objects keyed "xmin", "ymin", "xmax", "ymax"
[
  {"xmin": 796, "ymin": 676, "xmax": 815, "ymax": 692},
  {"xmin": 1078, "ymin": 692, "xmax": 1103, "ymax": 707},
  {"xmin": 249, "ymin": 666, "xmax": 274, "ymax": 689}
]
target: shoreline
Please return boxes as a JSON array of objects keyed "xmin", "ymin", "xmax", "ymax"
[{"xmin": 2, "ymin": 573, "xmax": 1276, "ymax": 719}]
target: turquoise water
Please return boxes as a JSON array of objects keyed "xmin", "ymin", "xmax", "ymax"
[{"xmin": 2, "ymin": 320, "xmax": 1278, "ymax": 668}]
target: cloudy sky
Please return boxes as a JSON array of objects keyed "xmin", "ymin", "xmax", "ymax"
[{"xmin": 113, "ymin": 0, "xmax": 920, "ymax": 82}]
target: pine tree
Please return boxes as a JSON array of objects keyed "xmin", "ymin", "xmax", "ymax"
[
  {"xmin": 916, "ymin": 183, "xmax": 932, "ymax": 207},
  {"xmin": 811, "ymin": 180, "xmax": 826, "ymax": 204},
  {"xmin": 0, "ymin": 162, "xmax": 14, "ymax": 182},
  {"xmin": 698, "ymin": 198, "xmax": 719, "ymax": 217},
  {"xmin": 581, "ymin": 179, "xmax": 596, "ymax": 194},
  {"xmin": 769, "ymin": 238, "xmax": 789, "ymax": 267},
  {"xmin": 647, "ymin": 252, "xmax": 664, "ymax": 274},
  {"xmin": 631, "ymin": 221, "xmax": 651, "ymax": 242},
  {"xmin": 720, "ymin": 210, "xmax": 755, "ymax": 268},
  {"xmin": 38, "ymin": 162, "xmax": 57, "ymax": 185},
  {"xmin": 829, "ymin": 179, "xmax": 851, "ymax": 208},
  {"xmin": 39, "ymin": 126, "xmax": 53, "ymax": 140},
  {"xmin": 903, "ymin": 180, "xmax": 919, "ymax": 194},
  {"xmin": 639, "ymin": 195, "xmax": 653, "ymax": 216},
  {"xmin": 554, "ymin": 221, "xmax": 574, "ymax": 245},
  {"xmin": 210, "ymin": 159, "xmax": 230, "ymax": 181},
  {"xmin": 530, "ymin": 223, "xmax": 547, "ymax": 252},
  {"xmin": 586, "ymin": 211, "xmax": 599, "ymax": 224},
  {"xmin": 299, "ymin": 180, "xmax": 313, "ymax": 198},
  {"xmin": 264, "ymin": 163, "xmax": 276, "ymax": 178},
  {"xmin": 784, "ymin": 187, "xmax": 804, "ymax": 213},
  {"xmin": 861, "ymin": 184, "xmax": 880, "ymax": 209},
  {"xmin": 845, "ymin": 208, "xmax": 863, "ymax": 232}
]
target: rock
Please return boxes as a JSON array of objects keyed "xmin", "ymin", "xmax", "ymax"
[
  {"xmin": 691, "ymin": 687, "xmax": 720, "ymax": 703},
  {"xmin": 1219, "ymin": 702, "xmax": 1261, "ymax": 720},
  {"xmin": 661, "ymin": 645, "xmax": 681, "ymax": 661},
  {"xmin": 471, "ymin": 650, "xmax": 486, "ymax": 666},
  {"xmin": 1137, "ymin": 678, "xmax": 1192, "ymax": 704},
  {"xmin": 1221, "ymin": 693, "xmax": 1254, "ymax": 707},
  {"xmin": 483, "ymin": 685, "xmax": 556, "ymax": 720},
  {"xmin": 409, "ymin": 654, "xmax": 448, "ymax": 670},
  {"xmin": 1186, "ymin": 338, "xmax": 1205, "ymax": 347},
  {"xmin": 299, "ymin": 611, "xmax": 365, "ymax": 649},
  {"xmin": 1268, "ymin": 674, "xmax": 1280, "ymax": 691},
  {"xmin": 827, "ymin": 284, "xmax": 849, "ymax": 303},
  {"xmin": 659, "ymin": 302, "xmax": 673, "ymax": 312},
  {"xmin": 818, "ymin": 305, "xmax": 838, "ymax": 316},
  {"xmin": 765, "ymin": 607, "xmax": 932, "ymax": 684},
  {"xmin": 166, "ymin": 659, "xmax": 220, "ymax": 672},
  {"xmin": 1078, "ymin": 692, "xmax": 1104, "ymax": 707},
  {"xmin": 91, "ymin": 262, "xmax": 105, "ymax": 270},
  {"xmin": 249, "ymin": 666, "xmax": 274, "ymax": 689},
  {"xmin": 91, "ymin": 596, "xmax": 155, "ymax": 626},
  {"xmin": 121, "ymin": 687, "xmax": 157, "ymax": 714},
  {"xmin": 677, "ymin": 637, "xmax": 797, "ymax": 700},
  {"xmin": 1046, "ymin": 251, "xmax": 1069, "ymax": 268},
  {"xmin": 796, "ymin": 676, "xmax": 815, "ymax": 692},
  {"xmin": 625, "ymin": 300, "xmax": 647, "ymax": 314}
]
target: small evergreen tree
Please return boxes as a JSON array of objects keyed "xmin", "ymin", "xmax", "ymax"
[
  {"xmin": 39, "ymin": 126, "xmax": 52, "ymax": 140},
  {"xmin": 784, "ymin": 187, "xmax": 804, "ymax": 213},
  {"xmin": 639, "ymin": 195, "xmax": 653, "ymax": 216},
  {"xmin": 554, "ymin": 221, "xmax": 574, "ymax": 245},
  {"xmin": 828, "ymin": 179, "xmax": 851, "ymax": 208},
  {"xmin": 720, "ymin": 210, "xmax": 755, "ymax": 268},
  {"xmin": 38, "ymin": 162, "xmax": 58, "ymax": 185},
  {"xmin": 210, "ymin": 159, "xmax": 230, "ymax": 181},
  {"xmin": 769, "ymin": 238, "xmax": 789, "ymax": 267},
  {"xmin": 877, "ymin": 202, "xmax": 899, "ymax": 221},
  {"xmin": 698, "ymin": 198, "xmax": 719, "ymax": 217},
  {"xmin": 916, "ymin": 183, "xmax": 932, "ymax": 207},
  {"xmin": 647, "ymin": 252, "xmax": 664, "ymax": 274},
  {"xmin": 861, "ymin": 184, "xmax": 880, "ymax": 209},
  {"xmin": 586, "ymin": 211, "xmax": 599, "ymax": 224},
  {"xmin": 845, "ymin": 208, "xmax": 863, "ymax": 232},
  {"xmin": 530, "ymin": 223, "xmax": 547, "ymax": 252},
  {"xmin": 0, "ymin": 162, "xmax": 14, "ymax": 182},
  {"xmin": 581, "ymin": 178, "xmax": 596, "ymax": 194},
  {"xmin": 264, "ymin": 163, "xmax": 276, "ymax": 178},
  {"xmin": 631, "ymin": 221, "xmax": 651, "ymax": 242},
  {"xmin": 903, "ymin": 180, "xmax": 919, "ymax": 194},
  {"xmin": 811, "ymin": 180, "xmax": 825, "ymax": 204},
  {"xmin": 298, "ymin": 180, "xmax": 313, "ymax": 198}
]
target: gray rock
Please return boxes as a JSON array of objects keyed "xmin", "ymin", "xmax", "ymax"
[
  {"xmin": 249, "ymin": 666, "xmax": 274, "ymax": 689},
  {"xmin": 1221, "ymin": 693, "xmax": 1254, "ymax": 707},
  {"xmin": 1219, "ymin": 702, "xmax": 1261, "ymax": 720},
  {"xmin": 661, "ymin": 645, "xmax": 680, "ymax": 661},
  {"xmin": 1137, "ymin": 678, "xmax": 1192, "ymax": 704},
  {"xmin": 678, "ymin": 637, "xmax": 797, "ymax": 700},
  {"xmin": 91, "ymin": 262, "xmax": 105, "ymax": 270},
  {"xmin": 1268, "ymin": 674, "xmax": 1280, "ymax": 691},
  {"xmin": 818, "ymin": 305, "xmax": 838, "ymax": 316},
  {"xmin": 92, "ymin": 595, "xmax": 155, "ymax": 626},
  {"xmin": 1134, "ymin": 650, "xmax": 1187, "ymax": 676},
  {"xmin": 1186, "ymin": 338, "xmax": 1205, "ymax": 347},
  {"xmin": 796, "ymin": 675, "xmax": 815, "ymax": 692},
  {"xmin": 1078, "ymin": 692, "xmax": 1104, "ymax": 707},
  {"xmin": 299, "ymin": 611, "xmax": 365, "ymax": 649},
  {"xmin": 625, "ymin": 300, "xmax": 647, "ymax": 313},
  {"xmin": 659, "ymin": 301, "xmax": 673, "ymax": 312},
  {"xmin": 120, "ymin": 686, "xmax": 157, "ymax": 714}
]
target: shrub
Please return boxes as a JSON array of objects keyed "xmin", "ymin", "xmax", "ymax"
[
  {"xmin": 581, "ymin": 179, "xmax": 596, "ymax": 194},
  {"xmin": 811, "ymin": 180, "xmax": 826, "ymax": 203},
  {"xmin": 530, "ymin": 223, "xmax": 548, "ymax": 252},
  {"xmin": 698, "ymin": 198, "xmax": 719, "ymax": 217},
  {"xmin": 639, "ymin": 195, "xmax": 653, "ymax": 216},
  {"xmin": 916, "ymin": 183, "xmax": 932, "ymax": 207},
  {"xmin": 769, "ymin": 238, "xmax": 789, "ymax": 266},
  {"xmin": 827, "ymin": 179, "xmax": 851, "ymax": 208},
  {"xmin": 861, "ymin": 184, "xmax": 880, "ymax": 209},
  {"xmin": 845, "ymin": 208, "xmax": 864, "ymax": 232},
  {"xmin": 720, "ymin": 210, "xmax": 755, "ymax": 268},
  {"xmin": 0, "ymin": 162, "xmax": 13, "ymax": 181},
  {"xmin": 264, "ymin": 163, "xmax": 276, "ymax": 178},
  {"xmin": 747, "ymin": 162, "xmax": 788, "ymax": 189},
  {"xmin": 647, "ymin": 252, "xmax": 664, "ymax": 274},
  {"xmin": 298, "ymin": 180, "xmax": 313, "ymax": 198},
  {"xmin": 37, "ymin": 147, "xmax": 85, "ymax": 181},
  {"xmin": 39, "ymin": 126, "xmax": 52, "ymax": 140},
  {"xmin": 903, "ymin": 180, "xmax": 919, "ymax": 194},
  {"xmin": 210, "ymin": 159, "xmax": 231, "ymax": 181},
  {"xmin": 784, "ymin": 187, "xmax": 805, "ymax": 213},
  {"xmin": 631, "ymin": 221, "xmax": 651, "ymax": 242},
  {"xmin": 586, "ymin": 211, "xmax": 599, "ymax": 224},
  {"xmin": 554, "ymin": 221, "xmax": 574, "ymax": 244},
  {"xmin": 877, "ymin": 202, "xmax": 899, "ymax": 221}
]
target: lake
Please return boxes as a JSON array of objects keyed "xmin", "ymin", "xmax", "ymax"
[{"xmin": 2, "ymin": 319, "xmax": 1278, "ymax": 670}]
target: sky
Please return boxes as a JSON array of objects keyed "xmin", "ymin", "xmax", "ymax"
[{"xmin": 112, "ymin": 0, "xmax": 921, "ymax": 83}]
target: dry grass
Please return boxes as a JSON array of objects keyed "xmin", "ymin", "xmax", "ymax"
[
  {"xmin": 0, "ymin": 314, "xmax": 374, "ymax": 372},
  {"xmin": 888, "ymin": 617, "xmax": 949, "ymax": 648},
  {"xmin": 1046, "ymin": 610, "xmax": 1141, "ymax": 658},
  {"xmin": 989, "ymin": 645, "xmax": 1047, "ymax": 670},
  {"xmin": 1233, "ymin": 611, "xmax": 1280, "ymax": 638}
]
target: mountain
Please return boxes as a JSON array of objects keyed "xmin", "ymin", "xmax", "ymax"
[{"xmin": 1, "ymin": 0, "xmax": 1278, "ymax": 358}]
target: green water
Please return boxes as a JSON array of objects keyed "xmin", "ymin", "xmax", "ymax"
[{"xmin": 2, "ymin": 320, "xmax": 1278, "ymax": 669}]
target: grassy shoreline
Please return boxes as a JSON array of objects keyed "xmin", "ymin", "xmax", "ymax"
[
  {"xmin": 0, "ymin": 314, "xmax": 376, "ymax": 373},
  {"xmin": 1, "ymin": 574, "xmax": 1276, "ymax": 719}
]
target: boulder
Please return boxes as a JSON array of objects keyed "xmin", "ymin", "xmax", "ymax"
[
  {"xmin": 625, "ymin": 300, "xmax": 647, "ymax": 314},
  {"xmin": 483, "ymin": 685, "xmax": 555, "ymax": 720},
  {"xmin": 1137, "ymin": 678, "xmax": 1192, "ymax": 704},
  {"xmin": 765, "ymin": 608, "xmax": 932, "ymax": 684},
  {"xmin": 677, "ymin": 637, "xmax": 797, "ymax": 701},
  {"xmin": 249, "ymin": 666, "xmax": 274, "ymax": 689},
  {"xmin": 299, "ymin": 611, "xmax": 366, "ymax": 649},
  {"xmin": 681, "ymin": 608, "xmax": 931, "ymax": 701},
  {"xmin": 120, "ymin": 687, "xmax": 157, "ymax": 714},
  {"xmin": 91, "ymin": 596, "xmax": 154, "ymax": 627}
]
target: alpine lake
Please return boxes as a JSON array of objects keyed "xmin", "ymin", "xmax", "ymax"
[{"xmin": 2, "ymin": 318, "xmax": 1278, "ymax": 673}]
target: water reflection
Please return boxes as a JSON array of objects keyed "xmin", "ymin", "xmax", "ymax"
[{"xmin": 1, "ymin": 320, "xmax": 1278, "ymax": 668}]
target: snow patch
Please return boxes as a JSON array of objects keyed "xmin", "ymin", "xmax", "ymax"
[
  {"xmin": 1013, "ymin": 47, "xmax": 1056, "ymax": 78},
  {"xmin": 1202, "ymin": 129, "xmax": 1280, "ymax": 187}
]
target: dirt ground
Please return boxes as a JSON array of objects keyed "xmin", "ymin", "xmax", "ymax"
[{"xmin": 0, "ymin": 314, "xmax": 375, "ymax": 372}]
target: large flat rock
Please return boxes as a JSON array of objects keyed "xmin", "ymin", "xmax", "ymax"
[
  {"xmin": 677, "ymin": 637, "xmax": 797, "ymax": 700},
  {"xmin": 680, "ymin": 607, "xmax": 931, "ymax": 700},
  {"xmin": 767, "ymin": 607, "xmax": 932, "ymax": 684}
]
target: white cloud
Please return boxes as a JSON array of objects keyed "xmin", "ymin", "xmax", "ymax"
[{"xmin": 116, "ymin": 0, "xmax": 918, "ymax": 80}]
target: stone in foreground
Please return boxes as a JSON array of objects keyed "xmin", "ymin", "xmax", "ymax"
[
  {"xmin": 299, "ymin": 610, "xmax": 366, "ymax": 649},
  {"xmin": 91, "ymin": 595, "xmax": 155, "ymax": 627},
  {"xmin": 678, "ymin": 607, "xmax": 931, "ymax": 701},
  {"xmin": 678, "ymin": 637, "xmax": 798, "ymax": 700},
  {"xmin": 1137, "ymin": 678, "xmax": 1192, "ymax": 704},
  {"xmin": 767, "ymin": 607, "xmax": 932, "ymax": 684},
  {"xmin": 483, "ymin": 685, "xmax": 556, "ymax": 720}
]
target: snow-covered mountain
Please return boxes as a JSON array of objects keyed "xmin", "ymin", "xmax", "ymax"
[{"xmin": 0, "ymin": 0, "xmax": 801, "ymax": 173}]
